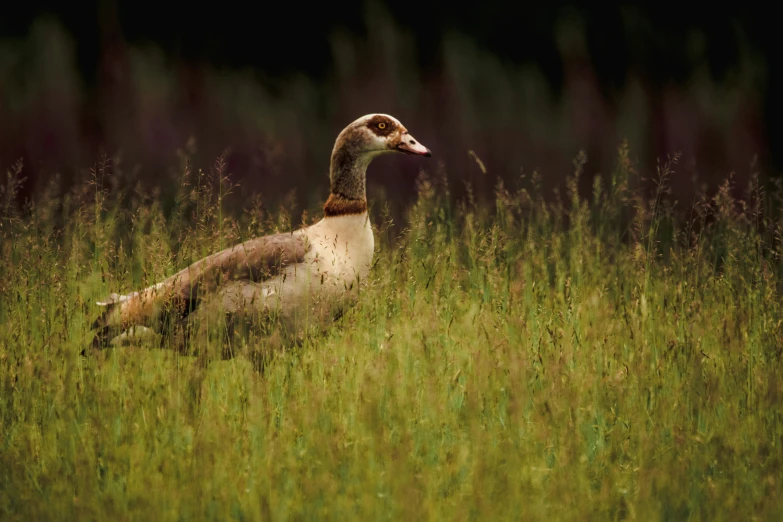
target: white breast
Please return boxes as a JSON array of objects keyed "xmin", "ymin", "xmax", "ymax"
[
  {"xmin": 232, "ymin": 212, "xmax": 374, "ymax": 337},
  {"xmin": 303, "ymin": 212, "xmax": 375, "ymax": 286}
]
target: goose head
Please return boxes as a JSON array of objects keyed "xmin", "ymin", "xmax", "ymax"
[
  {"xmin": 327, "ymin": 114, "xmax": 431, "ymax": 207},
  {"xmin": 333, "ymin": 113, "xmax": 431, "ymax": 159}
]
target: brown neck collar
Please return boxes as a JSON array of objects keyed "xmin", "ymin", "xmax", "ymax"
[{"xmin": 323, "ymin": 193, "xmax": 368, "ymax": 217}]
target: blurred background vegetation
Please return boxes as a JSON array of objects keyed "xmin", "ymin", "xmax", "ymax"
[{"xmin": 0, "ymin": 1, "xmax": 777, "ymax": 222}]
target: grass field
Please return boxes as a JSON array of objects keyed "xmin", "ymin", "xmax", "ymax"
[{"xmin": 1, "ymin": 143, "xmax": 782, "ymax": 521}]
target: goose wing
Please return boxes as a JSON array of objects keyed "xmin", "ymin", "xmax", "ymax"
[{"xmin": 90, "ymin": 230, "xmax": 309, "ymax": 343}]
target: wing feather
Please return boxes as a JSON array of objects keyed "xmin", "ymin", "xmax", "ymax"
[{"xmin": 91, "ymin": 231, "xmax": 309, "ymax": 339}]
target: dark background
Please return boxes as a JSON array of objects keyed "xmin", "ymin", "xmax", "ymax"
[{"xmin": 1, "ymin": 1, "xmax": 779, "ymax": 220}]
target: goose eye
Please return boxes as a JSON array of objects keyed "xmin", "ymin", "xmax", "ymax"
[{"xmin": 377, "ymin": 122, "xmax": 386, "ymax": 129}]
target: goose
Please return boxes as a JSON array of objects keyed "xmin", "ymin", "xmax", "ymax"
[{"xmin": 88, "ymin": 113, "xmax": 431, "ymax": 366}]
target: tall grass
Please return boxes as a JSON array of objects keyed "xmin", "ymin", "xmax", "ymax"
[{"xmin": 1, "ymin": 142, "xmax": 782, "ymax": 520}]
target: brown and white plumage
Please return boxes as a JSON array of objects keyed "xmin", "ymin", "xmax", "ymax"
[{"xmin": 89, "ymin": 113, "xmax": 431, "ymax": 362}]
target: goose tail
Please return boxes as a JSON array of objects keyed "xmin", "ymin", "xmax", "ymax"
[{"xmin": 88, "ymin": 282, "xmax": 171, "ymax": 349}]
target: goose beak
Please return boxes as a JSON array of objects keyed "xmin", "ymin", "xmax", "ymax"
[{"xmin": 396, "ymin": 133, "xmax": 432, "ymax": 157}]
